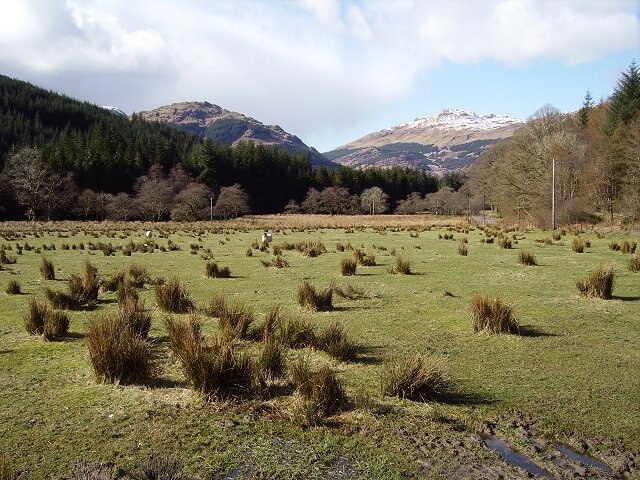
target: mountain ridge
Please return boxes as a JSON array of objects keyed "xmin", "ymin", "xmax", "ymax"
[
  {"xmin": 138, "ymin": 101, "xmax": 333, "ymax": 167},
  {"xmin": 325, "ymin": 109, "xmax": 524, "ymax": 174}
]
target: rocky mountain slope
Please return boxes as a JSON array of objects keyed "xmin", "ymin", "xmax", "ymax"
[
  {"xmin": 325, "ymin": 109, "xmax": 523, "ymax": 173},
  {"xmin": 138, "ymin": 101, "xmax": 332, "ymax": 167}
]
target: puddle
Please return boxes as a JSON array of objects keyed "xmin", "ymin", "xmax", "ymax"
[
  {"xmin": 483, "ymin": 436, "xmax": 554, "ymax": 479},
  {"xmin": 556, "ymin": 444, "xmax": 612, "ymax": 474}
]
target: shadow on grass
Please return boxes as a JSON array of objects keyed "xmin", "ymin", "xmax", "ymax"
[
  {"xmin": 517, "ymin": 325, "xmax": 559, "ymax": 338},
  {"xmin": 60, "ymin": 331, "xmax": 86, "ymax": 342},
  {"xmin": 612, "ymin": 295, "xmax": 640, "ymax": 302},
  {"xmin": 437, "ymin": 390, "xmax": 497, "ymax": 407},
  {"xmin": 0, "ymin": 349, "xmax": 13, "ymax": 355},
  {"xmin": 147, "ymin": 377, "xmax": 188, "ymax": 389},
  {"xmin": 352, "ymin": 345, "xmax": 384, "ymax": 365}
]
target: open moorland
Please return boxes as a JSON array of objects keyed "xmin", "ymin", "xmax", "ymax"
[{"xmin": 0, "ymin": 215, "xmax": 639, "ymax": 479}]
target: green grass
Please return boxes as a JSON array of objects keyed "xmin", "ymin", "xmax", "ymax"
[{"xmin": 0, "ymin": 219, "xmax": 639, "ymax": 477}]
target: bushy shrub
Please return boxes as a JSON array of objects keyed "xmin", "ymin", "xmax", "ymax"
[
  {"xmin": 576, "ymin": 265, "xmax": 615, "ymax": 299},
  {"xmin": 381, "ymin": 354, "xmax": 449, "ymax": 401},
  {"xmin": 340, "ymin": 258, "xmax": 357, "ymax": 276},
  {"xmin": 518, "ymin": 250, "xmax": 537, "ymax": 266},
  {"xmin": 297, "ymin": 281, "xmax": 333, "ymax": 312},
  {"xmin": 40, "ymin": 257, "xmax": 55, "ymax": 280},
  {"xmin": 155, "ymin": 278, "xmax": 193, "ymax": 313},
  {"xmin": 471, "ymin": 293, "xmax": 519, "ymax": 333},
  {"xmin": 87, "ymin": 313, "xmax": 151, "ymax": 384}
]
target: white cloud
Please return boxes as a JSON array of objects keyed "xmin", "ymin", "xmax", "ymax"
[{"xmin": 0, "ymin": 0, "xmax": 637, "ymax": 145}]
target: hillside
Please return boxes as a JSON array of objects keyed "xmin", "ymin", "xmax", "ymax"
[
  {"xmin": 325, "ymin": 109, "xmax": 523, "ymax": 173},
  {"xmin": 138, "ymin": 101, "xmax": 333, "ymax": 167}
]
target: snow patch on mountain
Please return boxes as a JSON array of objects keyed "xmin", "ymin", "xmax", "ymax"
[
  {"xmin": 386, "ymin": 108, "xmax": 522, "ymax": 132},
  {"xmin": 101, "ymin": 106, "xmax": 127, "ymax": 116}
]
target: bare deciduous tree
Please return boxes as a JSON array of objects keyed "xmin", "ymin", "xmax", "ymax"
[
  {"xmin": 170, "ymin": 182, "xmax": 211, "ymax": 221},
  {"xmin": 360, "ymin": 187, "xmax": 389, "ymax": 215},
  {"xmin": 212, "ymin": 183, "xmax": 250, "ymax": 219}
]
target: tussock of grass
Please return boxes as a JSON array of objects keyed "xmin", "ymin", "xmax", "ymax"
[
  {"xmin": 340, "ymin": 258, "xmax": 357, "ymax": 276},
  {"xmin": 138, "ymin": 454, "xmax": 182, "ymax": 480},
  {"xmin": 165, "ymin": 316, "xmax": 261, "ymax": 400},
  {"xmin": 40, "ymin": 257, "xmax": 55, "ymax": 280},
  {"xmin": 290, "ymin": 358, "xmax": 347, "ymax": 425},
  {"xmin": 630, "ymin": 255, "xmax": 640, "ymax": 273},
  {"xmin": 24, "ymin": 298, "xmax": 70, "ymax": 340},
  {"xmin": 498, "ymin": 237, "xmax": 512, "ymax": 249},
  {"xmin": 204, "ymin": 292, "xmax": 227, "ymax": 318},
  {"xmin": 218, "ymin": 301, "xmax": 255, "ymax": 339},
  {"xmin": 457, "ymin": 240, "xmax": 468, "ymax": 256},
  {"xmin": 118, "ymin": 296, "xmax": 152, "ymax": 338},
  {"xmin": 205, "ymin": 262, "xmax": 231, "ymax": 278},
  {"xmin": 332, "ymin": 283, "xmax": 367, "ymax": 300},
  {"xmin": 381, "ymin": 354, "xmax": 449, "ymax": 401},
  {"xmin": 576, "ymin": 265, "xmax": 615, "ymax": 299},
  {"xmin": 316, "ymin": 321, "xmax": 360, "ymax": 361},
  {"xmin": 5, "ymin": 280, "xmax": 21, "ymax": 295},
  {"xmin": 389, "ymin": 257, "xmax": 411, "ymax": 275},
  {"xmin": 518, "ymin": 250, "xmax": 537, "ymax": 266},
  {"xmin": 297, "ymin": 280, "xmax": 333, "ymax": 312},
  {"xmin": 620, "ymin": 240, "xmax": 637, "ymax": 254},
  {"xmin": 471, "ymin": 293, "xmax": 519, "ymax": 334},
  {"xmin": 571, "ymin": 237, "xmax": 586, "ymax": 253},
  {"xmin": 155, "ymin": 278, "xmax": 193, "ymax": 313},
  {"xmin": 0, "ymin": 454, "xmax": 16, "ymax": 480},
  {"xmin": 87, "ymin": 313, "xmax": 151, "ymax": 384},
  {"xmin": 261, "ymin": 303, "xmax": 281, "ymax": 341},
  {"xmin": 353, "ymin": 248, "xmax": 376, "ymax": 266},
  {"xmin": 258, "ymin": 338, "xmax": 287, "ymax": 379},
  {"xmin": 261, "ymin": 255, "xmax": 289, "ymax": 268},
  {"xmin": 277, "ymin": 314, "xmax": 316, "ymax": 348}
]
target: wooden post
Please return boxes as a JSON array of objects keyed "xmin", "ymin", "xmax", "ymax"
[{"xmin": 552, "ymin": 158, "xmax": 557, "ymax": 230}]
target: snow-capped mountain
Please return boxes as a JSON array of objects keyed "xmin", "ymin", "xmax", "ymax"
[
  {"xmin": 324, "ymin": 109, "xmax": 523, "ymax": 174},
  {"xmin": 101, "ymin": 105, "xmax": 127, "ymax": 116}
]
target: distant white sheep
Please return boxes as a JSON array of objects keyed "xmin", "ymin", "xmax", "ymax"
[
  {"xmin": 145, "ymin": 230, "xmax": 153, "ymax": 238},
  {"xmin": 262, "ymin": 232, "xmax": 272, "ymax": 244}
]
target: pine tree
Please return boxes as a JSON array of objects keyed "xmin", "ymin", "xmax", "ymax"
[
  {"xmin": 606, "ymin": 60, "xmax": 640, "ymax": 134},
  {"xmin": 578, "ymin": 89, "xmax": 593, "ymax": 128}
]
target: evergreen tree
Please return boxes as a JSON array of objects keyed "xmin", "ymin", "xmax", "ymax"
[
  {"xmin": 606, "ymin": 60, "xmax": 640, "ymax": 134},
  {"xmin": 578, "ymin": 89, "xmax": 593, "ymax": 128}
]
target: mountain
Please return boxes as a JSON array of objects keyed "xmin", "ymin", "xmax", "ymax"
[
  {"xmin": 325, "ymin": 108, "xmax": 523, "ymax": 174},
  {"xmin": 101, "ymin": 105, "xmax": 127, "ymax": 116},
  {"xmin": 138, "ymin": 101, "xmax": 333, "ymax": 167}
]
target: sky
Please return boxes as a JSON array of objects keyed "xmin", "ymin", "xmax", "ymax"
[{"xmin": 0, "ymin": 0, "xmax": 638, "ymax": 152}]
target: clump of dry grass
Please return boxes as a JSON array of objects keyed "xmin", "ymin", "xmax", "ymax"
[
  {"xmin": 353, "ymin": 248, "xmax": 376, "ymax": 266},
  {"xmin": 257, "ymin": 338, "xmax": 287, "ymax": 379},
  {"xmin": 498, "ymin": 237, "xmax": 512, "ymax": 249},
  {"xmin": 332, "ymin": 283, "xmax": 368, "ymax": 300},
  {"xmin": 389, "ymin": 257, "xmax": 411, "ymax": 275},
  {"xmin": 572, "ymin": 237, "xmax": 586, "ymax": 253},
  {"xmin": 316, "ymin": 321, "xmax": 360, "ymax": 361},
  {"xmin": 629, "ymin": 255, "xmax": 640, "ymax": 273},
  {"xmin": 381, "ymin": 354, "xmax": 449, "ymax": 401},
  {"xmin": 290, "ymin": 358, "xmax": 347, "ymax": 425},
  {"xmin": 277, "ymin": 314, "xmax": 317, "ymax": 348},
  {"xmin": 24, "ymin": 298, "xmax": 70, "ymax": 340},
  {"xmin": 518, "ymin": 250, "xmax": 537, "ymax": 266},
  {"xmin": 205, "ymin": 262, "xmax": 231, "ymax": 278},
  {"xmin": 457, "ymin": 240, "xmax": 468, "ymax": 256},
  {"xmin": 340, "ymin": 258, "xmax": 357, "ymax": 276},
  {"xmin": 118, "ymin": 296, "xmax": 152, "ymax": 338},
  {"xmin": 297, "ymin": 281, "xmax": 333, "ymax": 312},
  {"xmin": 576, "ymin": 265, "xmax": 615, "ymax": 299},
  {"xmin": 0, "ymin": 454, "xmax": 16, "ymax": 480},
  {"xmin": 471, "ymin": 293, "xmax": 519, "ymax": 333},
  {"xmin": 155, "ymin": 278, "xmax": 193, "ymax": 313},
  {"xmin": 137, "ymin": 454, "xmax": 182, "ymax": 480},
  {"xmin": 165, "ymin": 315, "xmax": 261, "ymax": 400},
  {"xmin": 261, "ymin": 255, "xmax": 289, "ymax": 268},
  {"xmin": 218, "ymin": 300, "xmax": 255, "ymax": 339},
  {"xmin": 609, "ymin": 240, "xmax": 620, "ymax": 251},
  {"xmin": 5, "ymin": 280, "xmax": 21, "ymax": 295},
  {"xmin": 620, "ymin": 240, "xmax": 637, "ymax": 254},
  {"xmin": 87, "ymin": 312, "xmax": 151, "ymax": 384},
  {"xmin": 40, "ymin": 257, "xmax": 55, "ymax": 280}
]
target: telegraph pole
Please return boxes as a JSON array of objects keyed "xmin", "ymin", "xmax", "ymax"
[{"xmin": 551, "ymin": 158, "xmax": 557, "ymax": 230}]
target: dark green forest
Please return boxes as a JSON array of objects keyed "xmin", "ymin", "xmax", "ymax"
[{"xmin": 0, "ymin": 75, "xmax": 439, "ymax": 220}]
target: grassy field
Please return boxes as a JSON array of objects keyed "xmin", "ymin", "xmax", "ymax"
[{"xmin": 0, "ymin": 216, "xmax": 638, "ymax": 479}]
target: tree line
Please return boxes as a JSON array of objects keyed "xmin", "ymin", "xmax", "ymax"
[
  {"xmin": 465, "ymin": 60, "xmax": 640, "ymax": 229},
  {"xmin": 0, "ymin": 75, "xmax": 440, "ymax": 220}
]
